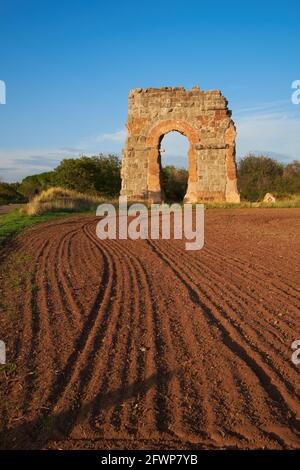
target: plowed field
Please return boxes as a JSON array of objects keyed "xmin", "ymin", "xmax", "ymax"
[{"xmin": 0, "ymin": 209, "xmax": 300, "ymax": 449}]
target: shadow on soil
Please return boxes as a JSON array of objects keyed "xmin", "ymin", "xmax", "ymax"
[{"xmin": 0, "ymin": 369, "xmax": 176, "ymax": 449}]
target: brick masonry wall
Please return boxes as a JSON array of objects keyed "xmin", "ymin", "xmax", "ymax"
[{"xmin": 121, "ymin": 86, "xmax": 240, "ymax": 203}]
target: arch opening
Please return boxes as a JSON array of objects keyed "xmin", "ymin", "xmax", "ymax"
[
  {"xmin": 159, "ymin": 131, "xmax": 189, "ymax": 202},
  {"xmin": 146, "ymin": 119, "xmax": 199, "ymax": 203}
]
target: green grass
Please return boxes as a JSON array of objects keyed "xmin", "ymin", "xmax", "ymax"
[
  {"xmin": 203, "ymin": 201, "xmax": 256, "ymax": 209},
  {"xmin": 203, "ymin": 195, "xmax": 300, "ymax": 209},
  {"xmin": 0, "ymin": 209, "xmax": 80, "ymax": 248}
]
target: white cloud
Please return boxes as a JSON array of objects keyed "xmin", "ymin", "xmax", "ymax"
[
  {"xmin": 97, "ymin": 129, "xmax": 127, "ymax": 142},
  {"xmin": 233, "ymin": 99, "xmax": 290, "ymax": 117},
  {"xmin": 0, "ymin": 148, "xmax": 80, "ymax": 182},
  {"xmin": 76, "ymin": 129, "xmax": 127, "ymax": 155},
  {"xmin": 233, "ymin": 98, "xmax": 300, "ymax": 160},
  {"xmin": 1, "ymin": 103, "xmax": 300, "ymax": 182},
  {"xmin": 235, "ymin": 111, "xmax": 300, "ymax": 161}
]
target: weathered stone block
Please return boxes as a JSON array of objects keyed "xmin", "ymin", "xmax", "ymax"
[{"xmin": 121, "ymin": 86, "xmax": 240, "ymax": 203}]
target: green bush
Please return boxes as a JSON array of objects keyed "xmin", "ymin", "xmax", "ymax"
[
  {"xmin": 238, "ymin": 155, "xmax": 284, "ymax": 201},
  {"xmin": 53, "ymin": 154, "xmax": 121, "ymax": 197},
  {"xmin": 2, "ymin": 154, "xmax": 300, "ymax": 207},
  {"xmin": 18, "ymin": 172, "xmax": 57, "ymax": 200},
  {"xmin": 0, "ymin": 182, "xmax": 26, "ymax": 205},
  {"xmin": 161, "ymin": 165, "xmax": 188, "ymax": 202},
  {"xmin": 282, "ymin": 160, "xmax": 300, "ymax": 194},
  {"xmin": 16, "ymin": 154, "xmax": 121, "ymax": 201},
  {"xmin": 238, "ymin": 155, "xmax": 300, "ymax": 201}
]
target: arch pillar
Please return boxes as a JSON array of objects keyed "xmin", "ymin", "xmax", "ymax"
[{"xmin": 225, "ymin": 122, "xmax": 240, "ymax": 203}]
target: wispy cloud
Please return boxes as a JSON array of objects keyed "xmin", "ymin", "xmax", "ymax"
[
  {"xmin": 233, "ymin": 99, "xmax": 291, "ymax": 117},
  {"xmin": 97, "ymin": 129, "xmax": 127, "ymax": 142},
  {"xmin": 1, "ymin": 102, "xmax": 299, "ymax": 182},
  {"xmin": 0, "ymin": 134, "xmax": 127, "ymax": 181},
  {"xmin": 0, "ymin": 148, "xmax": 80, "ymax": 182},
  {"xmin": 76, "ymin": 129, "xmax": 127, "ymax": 156},
  {"xmin": 235, "ymin": 108, "xmax": 300, "ymax": 161}
]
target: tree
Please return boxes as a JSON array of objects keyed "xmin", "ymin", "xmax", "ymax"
[
  {"xmin": 0, "ymin": 182, "xmax": 26, "ymax": 204},
  {"xmin": 161, "ymin": 165, "xmax": 188, "ymax": 202},
  {"xmin": 282, "ymin": 160, "xmax": 300, "ymax": 194},
  {"xmin": 238, "ymin": 155, "xmax": 284, "ymax": 201},
  {"xmin": 18, "ymin": 171, "xmax": 57, "ymax": 199},
  {"xmin": 54, "ymin": 154, "xmax": 121, "ymax": 196}
]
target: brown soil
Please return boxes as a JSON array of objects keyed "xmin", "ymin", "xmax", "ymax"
[{"xmin": 0, "ymin": 209, "xmax": 300, "ymax": 450}]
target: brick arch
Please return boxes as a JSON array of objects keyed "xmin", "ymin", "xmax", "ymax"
[
  {"xmin": 146, "ymin": 120, "xmax": 200, "ymax": 202},
  {"xmin": 121, "ymin": 87, "xmax": 240, "ymax": 203}
]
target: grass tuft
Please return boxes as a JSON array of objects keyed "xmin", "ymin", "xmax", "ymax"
[{"xmin": 24, "ymin": 187, "xmax": 112, "ymax": 215}]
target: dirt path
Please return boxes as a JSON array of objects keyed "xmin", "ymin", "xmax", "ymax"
[{"xmin": 0, "ymin": 209, "xmax": 300, "ymax": 449}]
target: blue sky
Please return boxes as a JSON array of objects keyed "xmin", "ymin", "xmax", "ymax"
[{"xmin": 0, "ymin": 0, "xmax": 299, "ymax": 181}]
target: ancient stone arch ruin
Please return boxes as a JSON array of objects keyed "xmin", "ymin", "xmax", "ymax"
[{"xmin": 121, "ymin": 86, "xmax": 240, "ymax": 203}]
